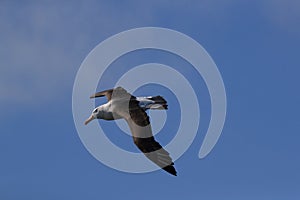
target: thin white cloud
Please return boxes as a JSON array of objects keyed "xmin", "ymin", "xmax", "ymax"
[
  {"xmin": 4, "ymin": 0, "xmax": 285, "ymax": 109},
  {"xmin": 261, "ymin": 0, "xmax": 300, "ymax": 34},
  {"xmin": 0, "ymin": 2, "xmax": 157, "ymax": 108},
  {"xmin": 0, "ymin": 0, "xmax": 235, "ymax": 108}
]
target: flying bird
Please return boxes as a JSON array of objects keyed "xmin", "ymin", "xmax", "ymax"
[{"xmin": 85, "ymin": 87, "xmax": 177, "ymax": 176}]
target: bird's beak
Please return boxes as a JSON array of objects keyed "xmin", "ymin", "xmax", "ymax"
[{"xmin": 84, "ymin": 115, "xmax": 95, "ymax": 125}]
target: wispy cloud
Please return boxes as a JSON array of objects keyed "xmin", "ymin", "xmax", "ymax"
[
  {"xmin": 0, "ymin": 2, "xmax": 156, "ymax": 108},
  {"xmin": 0, "ymin": 0, "xmax": 236, "ymax": 109},
  {"xmin": 2, "ymin": 0, "xmax": 294, "ymax": 110},
  {"xmin": 261, "ymin": 0, "xmax": 300, "ymax": 34}
]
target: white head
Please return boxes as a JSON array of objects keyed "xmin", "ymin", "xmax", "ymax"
[{"xmin": 84, "ymin": 106, "xmax": 104, "ymax": 125}]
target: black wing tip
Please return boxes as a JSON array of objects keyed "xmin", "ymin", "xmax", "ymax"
[{"xmin": 163, "ymin": 165, "xmax": 177, "ymax": 176}]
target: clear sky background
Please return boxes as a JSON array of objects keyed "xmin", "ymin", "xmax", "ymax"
[{"xmin": 1, "ymin": 1, "xmax": 300, "ymax": 199}]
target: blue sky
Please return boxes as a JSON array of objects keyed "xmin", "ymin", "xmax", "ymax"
[{"xmin": 1, "ymin": 1, "xmax": 300, "ymax": 199}]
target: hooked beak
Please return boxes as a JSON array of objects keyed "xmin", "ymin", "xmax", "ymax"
[{"xmin": 84, "ymin": 115, "xmax": 95, "ymax": 125}]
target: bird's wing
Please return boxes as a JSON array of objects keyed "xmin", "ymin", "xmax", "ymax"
[
  {"xmin": 120, "ymin": 99, "xmax": 177, "ymax": 176},
  {"xmin": 90, "ymin": 87, "xmax": 133, "ymax": 101},
  {"xmin": 90, "ymin": 88, "xmax": 113, "ymax": 101}
]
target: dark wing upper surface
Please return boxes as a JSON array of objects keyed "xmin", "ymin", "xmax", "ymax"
[
  {"xmin": 128, "ymin": 98, "xmax": 150, "ymax": 127},
  {"xmin": 126, "ymin": 99, "xmax": 177, "ymax": 176},
  {"xmin": 132, "ymin": 136, "xmax": 177, "ymax": 176},
  {"xmin": 90, "ymin": 88, "xmax": 113, "ymax": 101},
  {"xmin": 89, "ymin": 87, "xmax": 134, "ymax": 101}
]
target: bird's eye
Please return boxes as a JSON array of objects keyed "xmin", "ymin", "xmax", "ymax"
[{"xmin": 93, "ymin": 108, "xmax": 98, "ymax": 113}]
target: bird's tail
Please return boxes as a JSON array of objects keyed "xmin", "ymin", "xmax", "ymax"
[{"xmin": 146, "ymin": 96, "xmax": 168, "ymax": 110}]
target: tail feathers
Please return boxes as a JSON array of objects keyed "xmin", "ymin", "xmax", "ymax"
[
  {"xmin": 148, "ymin": 104, "xmax": 168, "ymax": 110},
  {"xmin": 149, "ymin": 96, "xmax": 167, "ymax": 104},
  {"xmin": 148, "ymin": 96, "xmax": 168, "ymax": 110}
]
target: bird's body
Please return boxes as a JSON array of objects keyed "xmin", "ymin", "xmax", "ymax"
[
  {"xmin": 90, "ymin": 96, "xmax": 167, "ymax": 121},
  {"xmin": 85, "ymin": 87, "xmax": 177, "ymax": 176}
]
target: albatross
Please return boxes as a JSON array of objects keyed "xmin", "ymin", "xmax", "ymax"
[{"xmin": 84, "ymin": 87, "xmax": 177, "ymax": 176}]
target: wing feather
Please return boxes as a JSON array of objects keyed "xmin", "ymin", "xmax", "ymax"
[
  {"xmin": 90, "ymin": 89, "xmax": 113, "ymax": 100},
  {"xmin": 89, "ymin": 87, "xmax": 133, "ymax": 101},
  {"xmin": 132, "ymin": 136, "xmax": 177, "ymax": 176},
  {"xmin": 126, "ymin": 100, "xmax": 177, "ymax": 176}
]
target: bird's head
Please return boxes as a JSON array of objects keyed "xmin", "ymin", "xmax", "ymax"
[{"xmin": 84, "ymin": 106, "xmax": 104, "ymax": 125}]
